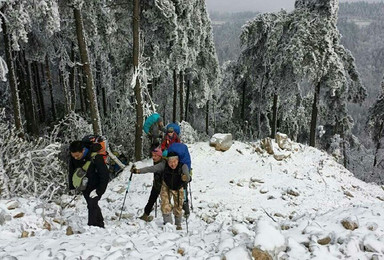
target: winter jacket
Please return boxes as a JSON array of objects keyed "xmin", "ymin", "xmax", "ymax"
[
  {"xmin": 161, "ymin": 133, "xmax": 180, "ymax": 151},
  {"xmin": 149, "ymin": 120, "xmax": 165, "ymax": 140},
  {"xmin": 139, "ymin": 161, "xmax": 190, "ymax": 190},
  {"xmin": 68, "ymin": 150, "xmax": 109, "ymax": 196}
]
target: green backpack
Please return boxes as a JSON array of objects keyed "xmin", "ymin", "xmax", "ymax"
[{"xmin": 72, "ymin": 152, "xmax": 97, "ymax": 191}]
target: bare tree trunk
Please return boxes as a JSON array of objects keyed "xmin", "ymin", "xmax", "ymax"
[
  {"xmin": 74, "ymin": 7, "xmax": 102, "ymax": 135},
  {"xmin": 69, "ymin": 42, "xmax": 76, "ymax": 112},
  {"xmin": 179, "ymin": 70, "xmax": 184, "ymax": 122},
  {"xmin": 173, "ymin": 69, "xmax": 177, "ymax": 122},
  {"xmin": 133, "ymin": 0, "xmax": 143, "ymax": 160},
  {"xmin": 45, "ymin": 56, "xmax": 56, "ymax": 121},
  {"xmin": 271, "ymin": 93, "xmax": 278, "ymax": 138},
  {"xmin": 16, "ymin": 52, "xmax": 37, "ymax": 135},
  {"xmin": 149, "ymin": 78, "xmax": 154, "ymax": 99},
  {"xmin": 185, "ymin": 77, "xmax": 191, "ymax": 122},
  {"xmin": 374, "ymin": 122, "xmax": 384, "ymax": 167},
  {"xmin": 60, "ymin": 71, "xmax": 71, "ymax": 114},
  {"xmin": 206, "ymin": 101, "xmax": 209, "ymax": 135},
  {"xmin": 32, "ymin": 61, "xmax": 46, "ymax": 122},
  {"xmin": 310, "ymin": 81, "xmax": 321, "ymax": 147},
  {"xmin": 1, "ymin": 9, "xmax": 23, "ymax": 134},
  {"xmin": 102, "ymin": 83, "xmax": 107, "ymax": 117},
  {"xmin": 78, "ymin": 70, "xmax": 86, "ymax": 113}
]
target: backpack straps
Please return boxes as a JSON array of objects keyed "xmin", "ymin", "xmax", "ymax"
[{"xmin": 81, "ymin": 152, "xmax": 98, "ymax": 172}]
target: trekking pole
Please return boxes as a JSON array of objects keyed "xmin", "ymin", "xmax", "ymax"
[
  {"xmin": 119, "ymin": 165, "xmax": 135, "ymax": 221},
  {"xmin": 155, "ymin": 200, "xmax": 157, "ymax": 218},
  {"xmin": 189, "ymin": 183, "xmax": 193, "ymax": 211},
  {"xmin": 186, "ymin": 216, "xmax": 189, "ymax": 234},
  {"xmin": 62, "ymin": 194, "xmax": 78, "ymax": 209}
]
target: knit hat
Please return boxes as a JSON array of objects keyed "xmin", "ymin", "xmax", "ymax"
[
  {"xmin": 167, "ymin": 151, "xmax": 179, "ymax": 160},
  {"xmin": 152, "ymin": 148, "xmax": 162, "ymax": 157}
]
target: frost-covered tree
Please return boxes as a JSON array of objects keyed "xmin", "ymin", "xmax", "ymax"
[
  {"xmin": 0, "ymin": 0, "xmax": 60, "ymax": 134},
  {"xmin": 368, "ymin": 76, "xmax": 384, "ymax": 183},
  {"xmin": 237, "ymin": 0, "xmax": 366, "ymax": 147}
]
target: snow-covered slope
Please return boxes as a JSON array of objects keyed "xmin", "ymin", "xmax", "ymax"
[{"xmin": 1, "ymin": 141, "xmax": 384, "ymax": 259}]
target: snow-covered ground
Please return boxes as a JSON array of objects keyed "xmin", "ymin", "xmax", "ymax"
[{"xmin": 1, "ymin": 140, "xmax": 384, "ymax": 259}]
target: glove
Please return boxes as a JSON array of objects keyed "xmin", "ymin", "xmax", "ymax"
[
  {"xmin": 181, "ymin": 174, "xmax": 188, "ymax": 182},
  {"xmin": 130, "ymin": 166, "xmax": 140, "ymax": 174},
  {"xmin": 89, "ymin": 189, "xmax": 98, "ymax": 199}
]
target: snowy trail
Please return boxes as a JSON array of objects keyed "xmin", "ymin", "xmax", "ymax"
[{"xmin": 1, "ymin": 141, "xmax": 384, "ymax": 259}]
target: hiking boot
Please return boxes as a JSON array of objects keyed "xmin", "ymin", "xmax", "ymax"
[
  {"xmin": 176, "ymin": 225, "xmax": 182, "ymax": 230},
  {"xmin": 163, "ymin": 214, "xmax": 173, "ymax": 225},
  {"xmin": 139, "ymin": 213, "xmax": 153, "ymax": 222}
]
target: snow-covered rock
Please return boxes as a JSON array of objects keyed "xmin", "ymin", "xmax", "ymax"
[
  {"xmin": 275, "ymin": 132, "xmax": 292, "ymax": 150},
  {"xmin": 254, "ymin": 220, "xmax": 287, "ymax": 257},
  {"xmin": 209, "ymin": 133, "xmax": 233, "ymax": 151},
  {"xmin": 224, "ymin": 246, "xmax": 252, "ymax": 260}
]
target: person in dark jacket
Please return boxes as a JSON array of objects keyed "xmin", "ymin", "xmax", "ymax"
[
  {"xmin": 148, "ymin": 117, "xmax": 165, "ymax": 153},
  {"xmin": 68, "ymin": 141, "xmax": 109, "ymax": 228},
  {"xmin": 131, "ymin": 152, "xmax": 190, "ymax": 230},
  {"xmin": 138, "ymin": 147, "xmax": 164, "ymax": 222}
]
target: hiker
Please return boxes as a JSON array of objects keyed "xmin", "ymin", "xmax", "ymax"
[
  {"xmin": 161, "ymin": 126, "xmax": 181, "ymax": 152},
  {"xmin": 68, "ymin": 140, "xmax": 109, "ymax": 228},
  {"xmin": 138, "ymin": 147, "xmax": 164, "ymax": 222},
  {"xmin": 144, "ymin": 113, "xmax": 166, "ymax": 153},
  {"xmin": 167, "ymin": 143, "xmax": 192, "ymax": 217},
  {"xmin": 131, "ymin": 152, "xmax": 190, "ymax": 230}
]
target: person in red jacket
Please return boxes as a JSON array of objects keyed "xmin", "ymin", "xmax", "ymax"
[{"xmin": 161, "ymin": 127, "xmax": 180, "ymax": 151}]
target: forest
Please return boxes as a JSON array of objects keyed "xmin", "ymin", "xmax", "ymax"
[{"xmin": 1, "ymin": 0, "xmax": 384, "ymax": 200}]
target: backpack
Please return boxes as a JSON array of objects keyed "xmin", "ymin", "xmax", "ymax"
[
  {"xmin": 82, "ymin": 135, "xmax": 108, "ymax": 164},
  {"xmin": 72, "ymin": 152, "xmax": 98, "ymax": 191},
  {"xmin": 166, "ymin": 123, "xmax": 181, "ymax": 136},
  {"xmin": 143, "ymin": 113, "xmax": 161, "ymax": 134},
  {"xmin": 167, "ymin": 143, "xmax": 191, "ymax": 171}
]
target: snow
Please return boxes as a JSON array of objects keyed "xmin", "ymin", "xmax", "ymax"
[{"xmin": 1, "ymin": 140, "xmax": 384, "ymax": 259}]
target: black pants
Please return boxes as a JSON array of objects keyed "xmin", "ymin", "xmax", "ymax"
[
  {"xmin": 83, "ymin": 192, "xmax": 104, "ymax": 228},
  {"xmin": 144, "ymin": 175, "xmax": 162, "ymax": 215}
]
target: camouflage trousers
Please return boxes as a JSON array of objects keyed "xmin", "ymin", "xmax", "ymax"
[{"xmin": 160, "ymin": 181, "xmax": 184, "ymax": 217}]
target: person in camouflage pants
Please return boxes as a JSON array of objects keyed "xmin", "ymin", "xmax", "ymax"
[{"xmin": 131, "ymin": 152, "xmax": 190, "ymax": 230}]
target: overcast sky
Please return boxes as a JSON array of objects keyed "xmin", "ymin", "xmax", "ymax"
[{"xmin": 205, "ymin": 0, "xmax": 383, "ymax": 13}]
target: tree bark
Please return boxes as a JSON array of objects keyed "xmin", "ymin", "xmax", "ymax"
[
  {"xmin": 271, "ymin": 93, "xmax": 278, "ymax": 138},
  {"xmin": 133, "ymin": 0, "xmax": 143, "ymax": 160},
  {"xmin": 25, "ymin": 59, "xmax": 39, "ymax": 135},
  {"xmin": 74, "ymin": 7, "xmax": 102, "ymax": 135},
  {"xmin": 206, "ymin": 101, "xmax": 209, "ymax": 135},
  {"xmin": 45, "ymin": 56, "xmax": 56, "ymax": 121},
  {"xmin": 78, "ymin": 70, "xmax": 85, "ymax": 113},
  {"xmin": 179, "ymin": 70, "xmax": 184, "ymax": 122},
  {"xmin": 69, "ymin": 42, "xmax": 76, "ymax": 112},
  {"xmin": 185, "ymin": 77, "xmax": 191, "ymax": 122},
  {"xmin": 60, "ymin": 71, "xmax": 70, "ymax": 114},
  {"xmin": 1, "ymin": 9, "xmax": 23, "ymax": 135},
  {"xmin": 16, "ymin": 52, "xmax": 38, "ymax": 135},
  {"xmin": 149, "ymin": 78, "xmax": 153, "ymax": 99},
  {"xmin": 173, "ymin": 69, "xmax": 177, "ymax": 122},
  {"xmin": 32, "ymin": 61, "xmax": 46, "ymax": 122},
  {"xmin": 310, "ymin": 81, "xmax": 321, "ymax": 147}
]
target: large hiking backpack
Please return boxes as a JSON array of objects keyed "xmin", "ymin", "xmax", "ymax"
[
  {"xmin": 168, "ymin": 143, "xmax": 191, "ymax": 171},
  {"xmin": 166, "ymin": 123, "xmax": 180, "ymax": 136},
  {"xmin": 143, "ymin": 113, "xmax": 161, "ymax": 134},
  {"xmin": 82, "ymin": 135, "xmax": 108, "ymax": 164}
]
